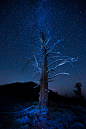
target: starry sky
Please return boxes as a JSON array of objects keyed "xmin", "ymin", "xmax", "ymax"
[{"xmin": 0, "ymin": 0, "xmax": 86, "ymax": 98}]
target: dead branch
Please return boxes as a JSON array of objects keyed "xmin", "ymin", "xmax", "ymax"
[{"xmin": 48, "ymin": 72, "xmax": 69, "ymax": 79}]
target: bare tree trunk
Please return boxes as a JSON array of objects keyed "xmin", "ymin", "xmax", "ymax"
[{"xmin": 39, "ymin": 47, "xmax": 48, "ymax": 110}]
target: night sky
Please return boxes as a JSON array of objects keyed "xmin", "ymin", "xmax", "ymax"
[{"xmin": 0, "ymin": 0, "xmax": 86, "ymax": 98}]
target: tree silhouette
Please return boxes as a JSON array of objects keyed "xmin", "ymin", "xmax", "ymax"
[
  {"xmin": 23, "ymin": 29, "xmax": 77, "ymax": 111},
  {"xmin": 74, "ymin": 82, "xmax": 84, "ymax": 98}
]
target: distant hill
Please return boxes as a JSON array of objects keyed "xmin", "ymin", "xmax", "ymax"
[
  {"xmin": 0, "ymin": 81, "xmax": 63, "ymax": 102},
  {"xmin": 0, "ymin": 81, "xmax": 40, "ymax": 101},
  {"xmin": 0, "ymin": 81, "xmax": 85, "ymax": 106}
]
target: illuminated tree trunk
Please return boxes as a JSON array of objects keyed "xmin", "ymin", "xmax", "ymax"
[
  {"xmin": 23, "ymin": 30, "xmax": 77, "ymax": 111},
  {"xmin": 39, "ymin": 44, "xmax": 48, "ymax": 110}
]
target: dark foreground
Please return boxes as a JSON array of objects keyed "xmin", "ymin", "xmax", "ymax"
[
  {"xmin": 0, "ymin": 93, "xmax": 86, "ymax": 129},
  {"xmin": 0, "ymin": 82, "xmax": 86, "ymax": 129}
]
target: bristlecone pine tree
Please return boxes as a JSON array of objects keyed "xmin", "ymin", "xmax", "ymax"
[{"xmin": 23, "ymin": 29, "xmax": 77, "ymax": 111}]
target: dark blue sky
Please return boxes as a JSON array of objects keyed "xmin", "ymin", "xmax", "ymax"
[{"xmin": 0, "ymin": 0, "xmax": 86, "ymax": 97}]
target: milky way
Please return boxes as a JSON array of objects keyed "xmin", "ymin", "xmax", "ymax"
[{"xmin": 0, "ymin": 0, "xmax": 86, "ymax": 97}]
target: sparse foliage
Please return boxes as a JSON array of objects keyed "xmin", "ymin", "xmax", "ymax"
[{"xmin": 74, "ymin": 82, "xmax": 84, "ymax": 98}]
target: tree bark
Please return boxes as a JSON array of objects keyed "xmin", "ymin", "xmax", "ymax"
[{"xmin": 39, "ymin": 47, "xmax": 48, "ymax": 110}]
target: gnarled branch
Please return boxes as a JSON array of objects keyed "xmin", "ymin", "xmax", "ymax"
[
  {"xmin": 48, "ymin": 72, "xmax": 69, "ymax": 79},
  {"xmin": 46, "ymin": 39, "xmax": 63, "ymax": 55}
]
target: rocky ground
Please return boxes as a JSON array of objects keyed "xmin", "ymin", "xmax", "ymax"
[{"xmin": 0, "ymin": 93, "xmax": 86, "ymax": 129}]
